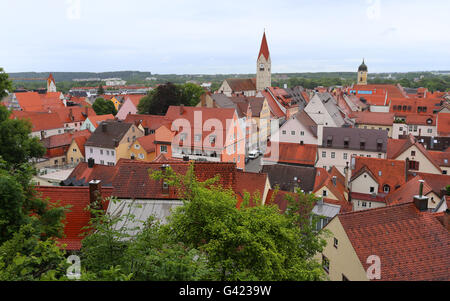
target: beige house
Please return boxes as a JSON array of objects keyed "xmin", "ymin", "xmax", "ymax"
[
  {"xmin": 317, "ymin": 199, "xmax": 450, "ymax": 281},
  {"xmin": 387, "ymin": 135, "xmax": 442, "ymax": 175}
]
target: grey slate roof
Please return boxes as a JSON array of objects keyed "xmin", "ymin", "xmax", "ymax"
[
  {"xmin": 317, "ymin": 92, "xmax": 346, "ymax": 127},
  {"xmin": 321, "ymin": 127, "xmax": 388, "ymax": 152},
  {"xmin": 261, "ymin": 164, "xmax": 317, "ymax": 193},
  {"xmin": 85, "ymin": 120, "xmax": 132, "ymax": 149}
]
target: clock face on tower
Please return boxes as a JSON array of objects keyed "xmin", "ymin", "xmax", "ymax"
[{"xmin": 259, "ymin": 63, "xmax": 265, "ymax": 71}]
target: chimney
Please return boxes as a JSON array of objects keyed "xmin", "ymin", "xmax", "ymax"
[
  {"xmin": 87, "ymin": 158, "xmax": 95, "ymax": 168},
  {"xmin": 413, "ymin": 180, "xmax": 428, "ymax": 212},
  {"xmin": 89, "ymin": 180, "xmax": 102, "ymax": 208},
  {"xmin": 344, "ymin": 162, "xmax": 350, "ymax": 189},
  {"xmin": 69, "ymin": 108, "xmax": 74, "ymax": 121},
  {"xmin": 180, "ymin": 105, "xmax": 185, "ymax": 115},
  {"xmin": 102, "ymin": 123, "xmax": 107, "ymax": 132}
]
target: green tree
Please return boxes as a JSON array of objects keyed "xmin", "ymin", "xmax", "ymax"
[
  {"xmin": 137, "ymin": 82, "xmax": 189, "ymax": 115},
  {"xmin": 97, "ymin": 84, "xmax": 105, "ymax": 95},
  {"xmin": 0, "ymin": 68, "xmax": 13, "ymax": 99},
  {"xmin": 180, "ymin": 83, "xmax": 205, "ymax": 106},
  {"xmin": 152, "ymin": 165, "xmax": 328, "ymax": 281},
  {"xmin": 0, "ymin": 106, "xmax": 45, "ymax": 167},
  {"xmin": 92, "ymin": 97, "xmax": 117, "ymax": 116},
  {"xmin": 0, "ymin": 224, "xmax": 69, "ymax": 281}
]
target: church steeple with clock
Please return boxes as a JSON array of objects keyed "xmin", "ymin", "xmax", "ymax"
[{"xmin": 256, "ymin": 31, "xmax": 271, "ymax": 91}]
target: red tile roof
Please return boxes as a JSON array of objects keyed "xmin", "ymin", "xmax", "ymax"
[
  {"xmin": 63, "ymin": 162, "xmax": 117, "ymax": 186},
  {"xmin": 428, "ymin": 150, "xmax": 450, "ymax": 167},
  {"xmin": 111, "ymin": 159, "xmax": 238, "ymax": 200},
  {"xmin": 350, "ymin": 111, "xmax": 394, "ymax": 126},
  {"xmin": 11, "ymin": 110, "xmax": 64, "ymax": 132},
  {"xmin": 437, "ymin": 113, "xmax": 450, "ymax": 136},
  {"xmin": 136, "ymin": 134, "xmax": 156, "ymax": 153},
  {"xmin": 225, "ymin": 78, "xmax": 257, "ymax": 93},
  {"xmin": 264, "ymin": 142, "xmax": 317, "ymax": 166},
  {"xmin": 350, "ymin": 192, "xmax": 386, "ymax": 203},
  {"xmin": 405, "ymin": 114, "xmax": 436, "ymax": 126},
  {"xmin": 15, "ymin": 92, "xmax": 65, "ymax": 112},
  {"xmin": 35, "ymin": 186, "xmax": 113, "ymax": 250},
  {"xmin": 42, "ymin": 129, "xmax": 91, "ymax": 149},
  {"xmin": 260, "ymin": 90, "xmax": 286, "ymax": 118},
  {"xmin": 52, "ymin": 107, "xmax": 95, "ymax": 124},
  {"xmin": 313, "ymin": 167, "xmax": 348, "ymax": 203},
  {"xmin": 87, "ymin": 114, "xmax": 115, "ymax": 128},
  {"xmin": 351, "ymin": 157, "xmax": 406, "ymax": 193},
  {"xmin": 235, "ymin": 171, "xmax": 268, "ymax": 208},
  {"xmin": 124, "ymin": 114, "xmax": 171, "ymax": 131},
  {"xmin": 338, "ymin": 203, "xmax": 450, "ymax": 280}
]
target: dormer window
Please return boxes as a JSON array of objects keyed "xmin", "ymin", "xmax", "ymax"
[
  {"xmin": 360, "ymin": 139, "xmax": 366, "ymax": 150},
  {"xmin": 344, "ymin": 137, "xmax": 350, "ymax": 149},
  {"xmin": 326, "ymin": 136, "xmax": 333, "ymax": 147}
]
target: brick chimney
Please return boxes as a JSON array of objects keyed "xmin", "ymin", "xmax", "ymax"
[
  {"xmin": 413, "ymin": 180, "xmax": 428, "ymax": 212},
  {"xmin": 89, "ymin": 180, "xmax": 102, "ymax": 213}
]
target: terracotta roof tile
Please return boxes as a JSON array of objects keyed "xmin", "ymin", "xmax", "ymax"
[
  {"xmin": 264, "ymin": 142, "xmax": 317, "ymax": 166},
  {"xmin": 338, "ymin": 203, "xmax": 450, "ymax": 281}
]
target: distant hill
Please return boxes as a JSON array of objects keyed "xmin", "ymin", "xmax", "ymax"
[{"xmin": 8, "ymin": 71, "xmax": 153, "ymax": 82}]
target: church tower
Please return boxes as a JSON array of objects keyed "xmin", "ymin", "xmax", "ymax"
[
  {"xmin": 47, "ymin": 73, "xmax": 57, "ymax": 92},
  {"xmin": 256, "ymin": 32, "xmax": 271, "ymax": 91},
  {"xmin": 357, "ymin": 59, "xmax": 368, "ymax": 85}
]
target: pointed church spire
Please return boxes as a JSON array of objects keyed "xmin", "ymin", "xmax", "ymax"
[{"xmin": 258, "ymin": 31, "xmax": 270, "ymax": 61}]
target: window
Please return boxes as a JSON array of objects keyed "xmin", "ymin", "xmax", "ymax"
[
  {"xmin": 322, "ymin": 190, "xmax": 327, "ymax": 197},
  {"xmin": 138, "ymin": 153, "xmax": 145, "ymax": 159},
  {"xmin": 411, "ymin": 151, "xmax": 416, "ymax": 156},
  {"xmin": 90, "ymin": 148, "xmax": 93, "ymax": 154},
  {"xmin": 343, "ymin": 153, "xmax": 348, "ymax": 160},
  {"xmin": 408, "ymin": 160, "xmax": 420, "ymax": 171},
  {"xmin": 100, "ymin": 150, "xmax": 103, "ymax": 155},
  {"xmin": 127, "ymin": 137, "xmax": 130, "ymax": 143},
  {"xmin": 160, "ymin": 145, "xmax": 168, "ymax": 153},
  {"xmin": 362, "ymin": 201, "xmax": 367, "ymax": 207},
  {"xmin": 73, "ymin": 149, "xmax": 77, "ymax": 152},
  {"xmin": 282, "ymin": 130, "xmax": 286, "ymax": 135},
  {"xmin": 331, "ymin": 152, "xmax": 335, "ymax": 159},
  {"xmin": 106, "ymin": 150, "xmax": 110, "ymax": 156},
  {"xmin": 427, "ymin": 129, "xmax": 432, "ymax": 134},
  {"xmin": 300, "ymin": 131, "xmax": 305, "ymax": 136},
  {"xmin": 334, "ymin": 238, "xmax": 338, "ymax": 249},
  {"xmin": 322, "ymin": 151, "xmax": 326, "ymax": 158},
  {"xmin": 383, "ymin": 185, "xmax": 390, "ymax": 193},
  {"xmin": 108, "ymin": 162, "xmax": 115, "ymax": 166},
  {"xmin": 100, "ymin": 160, "xmax": 105, "ymax": 165},
  {"xmin": 135, "ymin": 144, "xmax": 140, "ymax": 150},
  {"xmin": 413, "ymin": 125, "xmax": 418, "ymax": 132},
  {"xmin": 291, "ymin": 131, "xmax": 295, "ymax": 136},
  {"xmin": 322, "ymin": 255, "xmax": 330, "ymax": 273},
  {"xmin": 370, "ymin": 187, "xmax": 375, "ymax": 193},
  {"xmin": 111, "ymin": 151, "xmax": 115, "ymax": 156}
]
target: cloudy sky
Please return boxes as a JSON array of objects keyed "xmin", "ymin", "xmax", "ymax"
[{"xmin": 1, "ymin": 0, "xmax": 449, "ymax": 74}]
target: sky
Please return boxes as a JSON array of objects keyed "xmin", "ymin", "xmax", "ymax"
[{"xmin": 1, "ymin": 0, "xmax": 449, "ymax": 74}]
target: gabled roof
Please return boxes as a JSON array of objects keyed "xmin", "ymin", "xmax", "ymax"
[
  {"xmin": 15, "ymin": 92, "xmax": 64, "ymax": 112},
  {"xmin": 111, "ymin": 159, "xmax": 238, "ymax": 200},
  {"xmin": 437, "ymin": 112, "xmax": 450, "ymax": 136},
  {"xmin": 295, "ymin": 110, "xmax": 318, "ymax": 137},
  {"xmin": 52, "ymin": 106, "xmax": 95, "ymax": 124},
  {"xmin": 260, "ymin": 90, "xmax": 286, "ymax": 118},
  {"xmin": 264, "ymin": 142, "xmax": 317, "ymax": 166},
  {"xmin": 428, "ymin": 150, "xmax": 450, "ymax": 167},
  {"xmin": 385, "ymin": 174, "xmax": 448, "ymax": 206},
  {"xmin": 42, "ymin": 129, "xmax": 91, "ymax": 149},
  {"xmin": 313, "ymin": 167, "xmax": 348, "ymax": 203},
  {"xmin": 337, "ymin": 203, "xmax": 450, "ymax": 281},
  {"xmin": 73, "ymin": 135, "xmax": 89, "ymax": 157},
  {"xmin": 136, "ymin": 134, "xmax": 156, "ymax": 153},
  {"xmin": 85, "ymin": 120, "xmax": 134, "ymax": 149},
  {"xmin": 258, "ymin": 32, "xmax": 270, "ymax": 61},
  {"xmin": 350, "ymin": 111, "xmax": 394, "ymax": 126},
  {"xmin": 351, "ymin": 157, "xmax": 406, "ymax": 192},
  {"xmin": 225, "ymin": 78, "xmax": 257, "ymax": 92},
  {"xmin": 62, "ymin": 162, "xmax": 117, "ymax": 187},
  {"xmin": 11, "ymin": 110, "xmax": 64, "ymax": 132},
  {"xmin": 261, "ymin": 164, "xmax": 317, "ymax": 193},
  {"xmin": 35, "ymin": 186, "xmax": 113, "ymax": 250},
  {"xmin": 124, "ymin": 114, "xmax": 171, "ymax": 131},
  {"xmin": 86, "ymin": 114, "xmax": 115, "ymax": 128},
  {"xmin": 387, "ymin": 135, "xmax": 442, "ymax": 172},
  {"xmin": 235, "ymin": 171, "xmax": 268, "ymax": 208}
]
